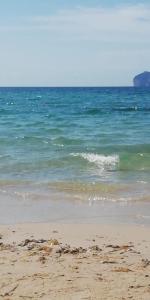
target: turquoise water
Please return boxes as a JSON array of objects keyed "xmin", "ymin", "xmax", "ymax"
[{"xmin": 0, "ymin": 87, "xmax": 150, "ymax": 204}]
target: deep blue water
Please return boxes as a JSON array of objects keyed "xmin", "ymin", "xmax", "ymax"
[{"xmin": 0, "ymin": 87, "xmax": 149, "ymax": 203}]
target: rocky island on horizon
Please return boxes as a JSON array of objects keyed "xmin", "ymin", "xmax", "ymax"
[{"xmin": 133, "ymin": 71, "xmax": 150, "ymax": 87}]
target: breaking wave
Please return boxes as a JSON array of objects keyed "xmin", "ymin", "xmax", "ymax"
[{"xmin": 71, "ymin": 153, "xmax": 119, "ymax": 171}]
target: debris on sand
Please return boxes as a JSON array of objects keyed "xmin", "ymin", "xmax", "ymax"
[
  {"xmin": 89, "ymin": 245, "xmax": 102, "ymax": 252},
  {"xmin": 55, "ymin": 245, "xmax": 87, "ymax": 255},
  {"xmin": 106, "ymin": 244, "xmax": 133, "ymax": 251},
  {"xmin": 141, "ymin": 259, "xmax": 150, "ymax": 268},
  {"xmin": 113, "ymin": 267, "xmax": 132, "ymax": 272},
  {"xmin": 38, "ymin": 255, "xmax": 47, "ymax": 264},
  {"xmin": 18, "ymin": 238, "xmax": 46, "ymax": 247},
  {"xmin": 47, "ymin": 239, "xmax": 59, "ymax": 246},
  {"xmin": 0, "ymin": 243, "xmax": 16, "ymax": 251}
]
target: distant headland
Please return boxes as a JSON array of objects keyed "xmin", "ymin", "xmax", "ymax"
[{"xmin": 133, "ymin": 71, "xmax": 150, "ymax": 87}]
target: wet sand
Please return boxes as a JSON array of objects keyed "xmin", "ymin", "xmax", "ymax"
[
  {"xmin": 1, "ymin": 189, "xmax": 150, "ymax": 226},
  {"xmin": 0, "ymin": 223, "xmax": 150, "ymax": 299}
]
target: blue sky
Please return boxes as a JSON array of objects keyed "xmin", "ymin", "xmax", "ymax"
[{"xmin": 0, "ymin": 0, "xmax": 150, "ymax": 86}]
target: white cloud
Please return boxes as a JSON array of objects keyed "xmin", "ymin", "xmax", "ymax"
[
  {"xmin": 0, "ymin": 4, "xmax": 150, "ymax": 43},
  {"xmin": 26, "ymin": 4, "xmax": 150, "ymax": 42}
]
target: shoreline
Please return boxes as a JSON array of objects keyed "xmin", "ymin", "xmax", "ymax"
[
  {"xmin": 1, "ymin": 192, "xmax": 150, "ymax": 226},
  {"xmin": 0, "ymin": 222, "xmax": 150, "ymax": 299}
]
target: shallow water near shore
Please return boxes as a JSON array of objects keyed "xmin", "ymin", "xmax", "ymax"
[
  {"xmin": 0, "ymin": 185, "xmax": 150, "ymax": 225},
  {"xmin": 0, "ymin": 87, "xmax": 150, "ymax": 224}
]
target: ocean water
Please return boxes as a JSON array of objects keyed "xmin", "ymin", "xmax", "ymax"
[{"xmin": 0, "ymin": 87, "xmax": 150, "ymax": 218}]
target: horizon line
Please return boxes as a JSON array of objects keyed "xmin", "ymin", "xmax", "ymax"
[{"xmin": 0, "ymin": 85, "xmax": 134, "ymax": 88}]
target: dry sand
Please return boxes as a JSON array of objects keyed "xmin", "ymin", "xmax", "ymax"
[{"xmin": 0, "ymin": 223, "xmax": 150, "ymax": 300}]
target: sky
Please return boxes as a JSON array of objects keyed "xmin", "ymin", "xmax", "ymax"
[{"xmin": 0, "ymin": 0, "xmax": 150, "ymax": 86}]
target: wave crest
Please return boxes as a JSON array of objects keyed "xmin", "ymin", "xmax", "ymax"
[{"xmin": 71, "ymin": 153, "xmax": 119, "ymax": 170}]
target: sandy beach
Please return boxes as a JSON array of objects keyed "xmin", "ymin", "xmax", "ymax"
[{"xmin": 0, "ymin": 223, "xmax": 150, "ymax": 300}]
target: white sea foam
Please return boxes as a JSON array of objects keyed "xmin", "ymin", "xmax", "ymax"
[{"xmin": 71, "ymin": 153, "xmax": 119, "ymax": 170}]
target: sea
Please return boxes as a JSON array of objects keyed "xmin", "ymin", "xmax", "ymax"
[{"xmin": 0, "ymin": 87, "xmax": 150, "ymax": 224}]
